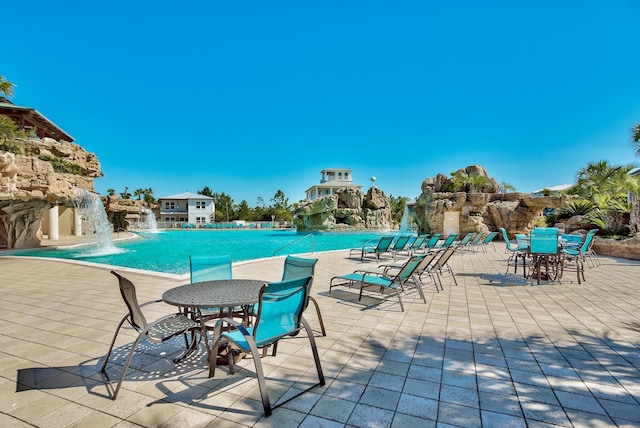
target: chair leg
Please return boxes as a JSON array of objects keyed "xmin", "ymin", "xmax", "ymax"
[
  {"xmin": 301, "ymin": 316, "xmax": 325, "ymax": 387},
  {"xmin": 111, "ymin": 333, "xmax": 145, "ymax": 400},
  {"xmin": 395, "ymin": 287, "xmax": 404, "ymax": 312},
  {"xmin": 308, "ymin": 296, "xmax": 326, "ymax": 336},
  {"xmin": 101, "ymin": 315, "xmax": 129, "ymax": 372}
]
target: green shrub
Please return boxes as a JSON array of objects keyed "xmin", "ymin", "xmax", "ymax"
[
  {"xmin": 558, "ymin": 200, "xmax": 597, "ymax": 219},
  {"xmin": 37, "ymin": 155, "xmax": 86, "ymax": 175}
]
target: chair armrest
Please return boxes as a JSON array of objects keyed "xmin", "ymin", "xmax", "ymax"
[{"xmin": 353, "ymin": 270, "xmax": 391, "ymax": 280}]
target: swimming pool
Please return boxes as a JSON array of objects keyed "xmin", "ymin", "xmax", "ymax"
[{"xmin": 9, "ymin": 230, "xmax": 387, "ymax": 275}]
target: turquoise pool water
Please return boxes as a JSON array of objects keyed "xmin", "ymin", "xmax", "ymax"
[{"xmin": 10, "ymin": 230, "xmax": 387, "ymax": 275}]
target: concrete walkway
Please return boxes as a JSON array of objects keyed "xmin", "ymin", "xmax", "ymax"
[{"xmin": 1, "ymin": 244, "xmax": 639, "ymax": 427}]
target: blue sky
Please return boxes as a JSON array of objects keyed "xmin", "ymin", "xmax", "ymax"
[{"xmin": 4, "ymin": 1, "xmax": 640, "ymax": 204}]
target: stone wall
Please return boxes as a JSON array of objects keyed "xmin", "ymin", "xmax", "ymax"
[{"xmin": 0, "ymin": 138, "xmax": 101, "ymax": 248}]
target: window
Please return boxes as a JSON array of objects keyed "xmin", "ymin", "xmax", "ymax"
[
  {"xmin": 196, "ymin": 201, "xmax": 206, "ymax": 209},
  {"xmin": 165, "ymin": 201, "xmax": 175, "ymax": 210},
  {"xmin": 196, "ymin": 216, "xmax": 206, "ymax": 224}
]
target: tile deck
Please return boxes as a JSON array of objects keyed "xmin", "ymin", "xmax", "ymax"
[{"xmin": 1, "ymin": 239, "xmax": 639, "ymax": 427}]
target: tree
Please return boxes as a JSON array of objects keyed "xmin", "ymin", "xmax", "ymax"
[
  {"xmin": 107, "ymin": 188, "xmax": 116, "ymax": 196},
  {"xmin": 134, "ymin": 188, "xmax": 144, "ymax": 200},
  {"xmin": 143, "ymin": 188, "xmax": 155, "ymax": 205},
  {"xmin": 0, "ymin": 75, "xmax": 15, "ymax": 98},
  {"xmin": 389, "ymin": 195, "xmax": 409, "ymax": 226},
  {"xmin": 236, "ymin": 200, "xmax": 253, "ymax": 220},
  {"xmin": 198, "ymin": 186, "xmax": 213, "ymax": 197},
  {"xmin": 499, "ymin": 182, "xmax": 516, "ymax": 194},
  {"xmin": 271, "ymin": 190, "xmax": 291, "ymax": 221},
  {"xmin": 120, "ymin": 186, "xmax": 132, "ymax": 199}
]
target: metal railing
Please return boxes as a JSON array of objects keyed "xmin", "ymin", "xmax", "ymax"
[{"xmin": 273, "ymin": 234, "xmax": 314, "ymax": 256}]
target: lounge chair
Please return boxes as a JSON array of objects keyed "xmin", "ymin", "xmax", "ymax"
[
  {"xmin": 404, "ymin": 234, "xmax": 428, "ymax": 256},
  {"xmin": 330, "ymin": 254, "xmax": 428, "ymax": 311},
  {"xmin": 478, "ymin": 231, "xmax": 499, "ymax": 252},
  {"xmin": 209, "ymin": 277, "xmax": 325, "ymax": 417},
  {"xmin": 390, "ymin": 235, "xmax": 413, "ymax": 259},
  {"xmin": 436, "ymin": 233, "xmax": 458, "ymax": 249},
  {"xmin": 420, "ymin": 233, "xmax": 442, "ymax": 253},
  {"xmin": 349, "ymin": 235, "xmax": 394, "ymax": 261},
  {"xmin": 454, "ymin": 232, "xmax": 476, "ymax": 250},
  {"xmin": 429, "ymin": 247, "xmax": 459, "ymax": 288},
  {"xmin": 101, "ymin": 271, "xmax": 201, "ymax": 400}
]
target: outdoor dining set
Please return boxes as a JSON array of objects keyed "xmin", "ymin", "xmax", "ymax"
[
  {"xmin": 501, "ymin": 226, "xmax": 600, "ymax": 285},
  {"xmin": 101, "ymin": 255, "xmax": 326, "ymax": 417}
]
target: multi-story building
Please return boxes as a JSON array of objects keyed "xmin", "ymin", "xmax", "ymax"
[
  {"xmin": 157, "ymin": 192, "xmax": 215, "ymax": 226},
  {"xmin": 305, "ymin": 168, "xmax": 363, "ymax": 200}
]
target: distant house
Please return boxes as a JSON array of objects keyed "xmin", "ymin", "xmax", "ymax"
[
  {"xmin": 157, "ymin": 192, "xmax": 215, "ymax": 226},
  {"xmin": 532, "ymin": 184, "xmax": 572, "ymax": 197},
  {"xmin": 305, "ymin": 168, "xmax": 363, "ymax": 200}
]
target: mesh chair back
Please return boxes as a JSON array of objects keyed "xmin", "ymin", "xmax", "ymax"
[
  {"xmin": 529, "ymin": 231, "xmax": 558, "ymax": 255},
  {"xmin": 392, "ymin": 235, "xmax": 412, "ymax": 251},
  {"xmin": 425, "ymin": 234, "xmax": 442, "ymax": 249},
  {"xmin": 282, "ymin": 256, "xmax": 318, "ymax": 281},
  {"xmin": 580, "ymin": 232, "xmax": 595, "ymax": 253},
  {"xmin": 435, "ymin": 247, "xmax": 456, "ymax": 269},
  {"xmin": 254, "ymin": 277, "xmax": 311, "ymax": 346},
  {"xmin": 394, "ymin": 254, "xmax": 426, "ymax": 282},
  {"xmin": 377, "ymin": 236, "xmax": 395, "ymax": 251},
  {"xmin": 190, "ymin": 255, "xmax": 232, "ymax": 283},
  {"xmin": 483, "ymin": 231, "xmax": 498, "ymax": 244},
  {"xmin": 441, "ymin": 233, "xmax": 459, "ymax": 248},
  {"xmin": 112, "ymin": 271, "xmax": 147, "ymax": 331}
]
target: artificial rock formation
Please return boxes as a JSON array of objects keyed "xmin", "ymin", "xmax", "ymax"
[
  {"xmin": 0, "ymin": 138, "xmax": 101, "ymax": 248},
  {"xmin": 103, "ymin": 195, "xmax": 144, "ymax": 231},
  {"xmin": 294, "ymin": 186, "xmax": 392, "ymax": 231},
  {"xmin": 413, "ymin": 166, "xmax": 574, "ymax": 237}
]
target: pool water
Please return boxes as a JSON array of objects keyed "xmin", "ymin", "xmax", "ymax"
[{"xmin": 11, "ymin": 230, "xmax": 387, "ymax": 275}]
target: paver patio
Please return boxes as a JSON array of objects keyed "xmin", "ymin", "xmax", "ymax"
[{"xmin": 1, "ymin": 241, "xmax": 639, "ymax": 427}]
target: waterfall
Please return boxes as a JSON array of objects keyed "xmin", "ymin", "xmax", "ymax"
[
  {"xmin": 400, "ymin": 204, "xmax": 412, "ymax": 233},
  {"xmin": 73, "ymin": 187, "xmax": 120, "ymax": 255},
  {"xmin": 141, "ymin": 206, "xmax": 158, "ymax": 232}
]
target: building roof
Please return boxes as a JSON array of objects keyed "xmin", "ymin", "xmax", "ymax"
[
  {"xmin": 0, "ymin": 97, "xmax": 74, "ymax": 142},
  {"xmin": 158, "ymin": 192, "xmax": 215, "ymax": 200},
  {"xmin": 533, "ymin": 184, "xmax": 573, "ymax": 193}
]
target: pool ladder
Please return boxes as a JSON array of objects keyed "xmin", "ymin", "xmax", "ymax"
[{"xmin": 273, "ymin": 234, "xmax": 315, "ymax": 256}]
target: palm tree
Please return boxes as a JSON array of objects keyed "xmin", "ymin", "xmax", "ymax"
[
  {"xmin": 134, "ymin": 188, "xmax": 145, "ymax": 200},
  {"xmin": 499, "ymin": 182, "xmax": 516, "ymax": 194},
  {"xmin": 0, "ymin": 75, "xmax": 15, "ymax": 98}
]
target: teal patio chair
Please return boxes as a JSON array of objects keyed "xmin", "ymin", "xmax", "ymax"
[
  {"xmin": 500, "ymin": 228, "xmax": 528, "ymax": 275},
  {"xmin": 209, "ymin": 276, "xmax": 325, "ymax": 417},
  {"xmin": 190, "ymin": 255, "xmax": 236, "ymax": 321},
  {"xmin": 528, "ymin": 228, "xmax": 559, "ymax": 284},
  {"xmin": 102, "ymin": 271, "xmax": 201, "ymax": 400},
  {"xmin": 560, "ymin": 230, "xmax": 598, "ymax": 283},
  {"xmin": 349, "ymin": 235, "xmax": 394, "ymax": 261},
  {"xmin": 190, "ymin": 255, "xmax": 232, "ymax": 283},
  {"xmin": 404, "ymin": 234, "xmax": 428, "ymax": 256},
  {"xmin": 478, "ymin": 231, "xmax": 499, "ymax": 252},
  {"xmin": 330, "ymin": 254, "xmax": 428, "ymax": 311},
  {"xmin": 422, "ymin": 233, "xmax": 443, "ymax": 252},
  {"xmin": 281, "ymin": 255, "xmax": 325, "ymax": 336},
  {"xmin": 436, "ymin": 233, "xmax": 459, "ymax": 249},
  {"xmin": 454, "ymin": 232, "xmax": 475, "ymax": 250},
  {"xmin": 390, "ymin": 235, "xmax": 413, "ymax": 259}
]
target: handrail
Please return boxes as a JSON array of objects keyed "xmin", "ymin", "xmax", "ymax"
[{"xmin": 274, "ymin": 234, "xmax": 314, "ymax": 256}]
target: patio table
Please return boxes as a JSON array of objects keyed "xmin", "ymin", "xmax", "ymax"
[{"xmin": 162, "ymin": 279, "xmax": 266, "ymax": 368}]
